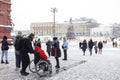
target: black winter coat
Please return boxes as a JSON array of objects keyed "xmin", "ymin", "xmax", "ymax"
[
  {"xmin": 46, "ymin": 41, "xmax": 52, "ymax": 52},
  {"xmin": 98, "ymin": 42, "xmax": 103, "ymax": 49},
  {"xmin": 82, "ymin": 42, "xmax": 87, "ymax": 51},
  {"xmin": 1, "ymin": 39, "xmax": 9, "ymax": 50},
  {"xmin": 19, "ymin": 37, "xmax": 34, "ymax": 54},
  {"xmin": 88, "ymin": 40, "xmax": 94, "ymax": 49}
]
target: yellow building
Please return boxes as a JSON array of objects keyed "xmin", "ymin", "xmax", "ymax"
[{"xmin": 30, "ymin": 21, "xmax": 98, "ymax": 37}]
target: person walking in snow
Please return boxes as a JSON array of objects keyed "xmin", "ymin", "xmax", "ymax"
[
  {"xmin": 88, "ymin": 39, "xmax": 94, "ymax": 56},
  {"xmin": 98, "ymin": 41, "xmax": 103, "ymax": 54},
  {"xmin": 81, "ymin": 39, "xmax": 87, "ymax": 56},
  {"xmin": 94, "ymin": 41, "xmax": 98, "ymax": 54}
]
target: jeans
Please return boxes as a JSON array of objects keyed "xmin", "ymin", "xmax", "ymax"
[
  {"xmin": 89, "ymin": 48, "xmax": 93, "ymax": 56},
  {"xmin": 15, "ymin": 54, "xmax": 21, "ymax": 68},
  {"xmin": 1, "ymin": 50, "xmax": 8, "ymax": 61}
]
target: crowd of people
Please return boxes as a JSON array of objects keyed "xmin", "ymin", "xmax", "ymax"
[
  {"xmin": 79, "ymin": 39, "xmax": 103, "ymax": 56},
  {"xmin": 0, "ymin": 32, "xmax": 63, "ymax": 76},
  {"xmin": 0, "ymin": 31, "xmax": 105, "ymax": 76}
]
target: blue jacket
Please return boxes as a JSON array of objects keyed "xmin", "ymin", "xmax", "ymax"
[{"xmin": 62, "ymin": 39, "xmax": 68, "ymax": 49}]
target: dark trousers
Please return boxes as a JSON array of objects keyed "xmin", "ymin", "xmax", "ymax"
[
  {"xmin": 55, "ymin": 57, "xmax": 60, "ymax": 68},
  {"xmin": 34, "ymin": 52, "xmax": 40, "ymax": 65},
  {"xmin": 15, "ymin": 54, "xmax": 21, "ymax": 68},
  {"xmin": 21, "ymin": 53, "xmax": 30, "ymax": 72},
  {"xmin": 47, "ymin": 52, "xmax": 51, "ymax": 57},
  {"xmin": 82, "ymin": 49, "xmax": 86, "ymax": 55},
  {"xmin": 63, "ymin": 49, "xmax": 67, "ymax": 60}
]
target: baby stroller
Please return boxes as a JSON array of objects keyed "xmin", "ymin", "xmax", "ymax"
[{"xmin": 29, "ymin": 52, "xmax": 52, "ymax": 77}]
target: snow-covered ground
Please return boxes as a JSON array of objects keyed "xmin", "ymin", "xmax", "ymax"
[{"xmin": 0, "ymin": 41, "xmax": 120, "ymax": 80}]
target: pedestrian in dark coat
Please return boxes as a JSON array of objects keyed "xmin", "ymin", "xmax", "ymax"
[
  {"xmin": 88, "ymin": 39, "xmax": 94, "ymax": 56},
  {"xmin": 46, "ymin": 40, "xmax": 52, "ymax": 57},
  {"xmin": 1, "ymin": 36, "xmax": 10, "ymax": 64},
  {"xmin": 98, "ymin": 41, "xmax": 103, "ymax": 54},
  {"xmin": 94, "ymin": 41, "xmax": 98, "ymax": 54},
  {"xmin": 34, "ymin": 38, "xmax": 41, "ymax": 47},
  {"xmin": 19, "ymin": 33, "xmax": 35, "ymax": 76},
  {"xmin": 37, "ymin": 38, "xmax": 41, "ymax": 47},
  {"xmin": 13, "ymin": 31, "xmax": 23, "ymax": 71},
  {"xmin": 81, "ymin": 39, "xmax": 87, "ymax": 56},
  {"xmin": 51, "ymin": 37, "xmax": 61, "ymax": 69},
  {"xmin": 79, "ymin": 41, "xmax": 82, "ymax": 49}
]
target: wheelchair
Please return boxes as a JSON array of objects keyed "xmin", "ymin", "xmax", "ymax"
[{"xmin": 29, "ymin": 52, "xmax": 52, "ymax": 77}]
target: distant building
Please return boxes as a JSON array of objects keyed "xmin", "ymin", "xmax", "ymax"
[
  {"xmin": 91, "ymin": 25, "xmax": 112, "ymax": 37},
  {"xmin": 30, "ymin": 21, "xmax": 99, "ymax": 37},
  {"xmin": 110, "ymin": 23, "xmax": 120, "ymax": 38},
  {"xmin": 91, "ymin": 23, "xmax": 120, "ymax": 38},
  {"xmin": 0, "ymin": 0, "xmax": 12, "ymax": 40}
]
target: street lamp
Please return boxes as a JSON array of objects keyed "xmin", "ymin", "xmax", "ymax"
[{"xmin": 51, "ymin": 8, "xmax": 57, "ymax": 36}]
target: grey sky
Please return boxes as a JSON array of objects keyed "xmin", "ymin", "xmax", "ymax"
[{"xmin": 11, "ymin": 0, "xmax": 120, "ymax": 30}]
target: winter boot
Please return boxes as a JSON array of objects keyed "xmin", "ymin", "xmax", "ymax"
[
  {"xmin": 6, "ymin": 60, "xmax": 9, "ymax": 64},
  {"xmin": 1, "ymin": 60, "xmax": 4, "ymax": 64},
  {"xmin": 20, "ymin": 70, "xmax": 29, "ymax": 76},
  {"xmin": 55, "ymin": 65, "xmax": 60, "ymax": 69}
]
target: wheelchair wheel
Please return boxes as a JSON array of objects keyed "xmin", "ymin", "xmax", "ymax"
[
  {"xmin": 29, "ymin": 59, "xmax": 36, "ymax": 73},
  {"xmin": 35, "ymin": 60, "xmax": 52, "ymax": 77}
]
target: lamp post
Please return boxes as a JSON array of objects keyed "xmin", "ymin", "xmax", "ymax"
[{"xmin": 51, "ymin": 8, "xmax": 57, "ymax": 37}]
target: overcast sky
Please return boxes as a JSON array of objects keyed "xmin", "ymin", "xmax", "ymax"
[{"xmin": 11, "ymin": 0, "xmax": 120, "ymax": 30}]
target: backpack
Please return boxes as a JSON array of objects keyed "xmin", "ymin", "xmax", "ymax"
[{"xmin": 14, "ymin": 36, "xmax": 22, "ymax": 51}]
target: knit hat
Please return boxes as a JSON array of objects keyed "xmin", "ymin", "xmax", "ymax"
[{"xmin": 53, "ymin": 37, "xmax": 58, "ymax": 40}]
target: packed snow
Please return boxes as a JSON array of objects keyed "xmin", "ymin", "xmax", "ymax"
[{"xmin": 0, "ymin": 41, "xmax": 120, "ymax": 80}]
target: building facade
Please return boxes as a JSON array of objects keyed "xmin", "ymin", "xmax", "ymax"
[
  {"xmin": 0, "ymin": 0, "xmax": 12, "ymax": 39},
  {"xmin": 91, "ymin": 23, "xmax": 120, "ymax": 38},
  {"xmin": 30, "ymin": 21, "xmax": 99, "ymax": 37},
  {"xmin": 91, "ymin": 25, "xmax": 112, "ymax": 37},
  {"xmin": 110, "ymin": 23, "xmax": 120, "ymax": 38}
]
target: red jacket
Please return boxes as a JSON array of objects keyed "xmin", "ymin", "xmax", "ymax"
[{"xmin": 34, "ymin": 46, "xmax": 48, "ymax": 59}]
